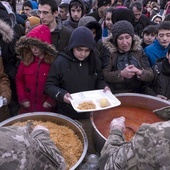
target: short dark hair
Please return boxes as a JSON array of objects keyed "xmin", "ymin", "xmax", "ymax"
[
  {"xmin": 156, "ymin": 21, "xmax": 170, "ymax": 32},
  {"xmin": 23, "ymin": 0, "xmax": 33, "ymax": 9},
  {"xmin": 59, "ymin": 2, "xmax": 69, "ymax": 12},
  {"xmin": 143, "ymin": 25, "xmax": 157, "ymax": 35},
  {"xmin": 129, "ymin": 1, "xmax": 143, "ymax": 11},
  {"xmin": 69, "ymin": 1, "xmax": 84, "ymax": 10},
  {"xmin": 38, "ymin": 0, "xmax": 58, "ymax": 12}
]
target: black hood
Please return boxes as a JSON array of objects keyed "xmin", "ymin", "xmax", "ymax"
[
  {"xmin": 68, "ymin": 26, "xmax": 95, "ymax": 51},
  {"xmin": 85, "ymin": 21, "xmax": 102, "ymax": 42},
  {"xmin": 69, "ymin": 0, "xmax": 85, "ymax": 22}
]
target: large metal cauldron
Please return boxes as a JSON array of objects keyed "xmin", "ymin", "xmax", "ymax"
[
  {"xmin": 90, "ymin": 93, "xmax": 170, "ymax": 153},
  {"xmin": 0, "ymin": 112, "xmax": 88, "ymax": 170}
]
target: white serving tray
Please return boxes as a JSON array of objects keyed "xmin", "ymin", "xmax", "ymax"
[{"xmin": 70, "ymin": 90, "xmax": 121, "ymax": 112}]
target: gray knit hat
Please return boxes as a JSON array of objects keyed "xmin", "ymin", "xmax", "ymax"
[{"xmin": 111, "ymin": 20, "xmax": 134, "ymax": 45}]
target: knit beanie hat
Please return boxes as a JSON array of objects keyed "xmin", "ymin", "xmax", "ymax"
[
  {"xmin": 111, "ymin": 20, "xmax": 134, "ymax": 45},
  {"xmin": 68, "ymin": 26, "xmax": 95, "ymax": 51},
  {"xmin": 98, "ymin": 0, "xmax": 111, "ymax": 8},
  {"xmin": 27, "ymin": 16, "xmax": 40, "ymax": 27}
]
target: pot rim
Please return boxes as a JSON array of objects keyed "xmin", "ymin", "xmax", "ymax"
[
  {"xmin": 0, "ymin": 112, "xmax": 88, "ymax": 170},
  {"xmin": 90, "ymin": 93, "xmax": 170, "ymax": 142}
]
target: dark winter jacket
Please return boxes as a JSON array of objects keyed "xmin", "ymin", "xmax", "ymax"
[
  {"xmin": 51, "ymin": 19, "xmax": 71, "ymax": 52},
  {"xmin": 133, "ymin": 14, "xmax": 151, "ymax": 37},
  {"xmin": 45, "ymin": 26, "xmax": 108, "ymax": 119},
  {"xmin": 102, "ymin": 35, "xmax": 154, "ymax": 94},
  {"xmin": 144, "ymin": 58, "xmax": 170, "ymax": 99}
]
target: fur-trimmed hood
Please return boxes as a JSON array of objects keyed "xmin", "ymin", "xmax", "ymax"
[
  {"xmin": 0, "ymin": 19, "xmax": 14, "ymax": 43},
  {"xmin": 16, "ymin": 36, "xmax": 58, "ymax": 66},
  {"xmin": 16, "ymin": 25, "xmax": 58, "ymax": 66},
  {"xmin": 102, "ymin": 34, "xmax": 142, "ymax": 54}
]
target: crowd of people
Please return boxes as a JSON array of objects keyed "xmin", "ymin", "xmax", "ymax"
[
  {"xmin": 0, "ymin": 0, "xmax": 170, "ymax": 169},
  {"xmin": 0, "ymin": 0, "xmax": 168, "ymax": 120}
]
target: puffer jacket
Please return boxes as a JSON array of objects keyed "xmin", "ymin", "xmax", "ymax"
[
  {"xmin": 16, "ymin": 25, "xmax": 58, "ymax": 114},
  {"xmin": 102, "ymin": 35, "xmax": 154, "ymax": 94},
  {"xmin": 16, "ymin": 57, "xmax": 55, "ymax": 113}
]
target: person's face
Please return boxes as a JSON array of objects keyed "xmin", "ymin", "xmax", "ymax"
[
  {"xmin": 105, "ymin": 12, "xmax": 113, "ymax": 30},
  {"xmin": 117, "ymin": 33, "xmax": 133, "ymax": 52},
  {"xmin": 30, "ymin": 46, "xmax": 44, "ymax": 58},
  {"xmin": 23, "ymin": 6, "xmax": 32, "ymax": 17},
  {"xmin": 153, "ymin": 17, "xmax": 162, "ymax": 24},
  {"xmin": 70, "ymin": 6, "xmax": 82, "ymax": 22},
  {"xmin": 98, "ymin": 4, "xmax": 110, "ymax": 18},
  {"xmin": 38, "ymin": 4, "xmax": 58, "ymax": 27},
  {"xmin": 73, "ymin": 47, "xmax": 91, "ymax": 61},
  {"xmin": 58, "ymin": 7, "xmax": 68, "ymax": 20},
  {"xmin": 156, "ymin": 30, "xmax": 170, "ymax": 48},
  {"xmin": 132, "ymin": 6, "xmax": 142, "ymax": 22},
  {"xmin": 143, "ymin": 33, "xmax": 156, "ymax": 45},
  {"xmin": 25, "ymin": 21, "xmax": 31, "ymax": 34}
]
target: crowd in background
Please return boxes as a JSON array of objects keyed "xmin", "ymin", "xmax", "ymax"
[{"xmin": 0, "ymin": 0, "xmax": 170, "ymax": 121}]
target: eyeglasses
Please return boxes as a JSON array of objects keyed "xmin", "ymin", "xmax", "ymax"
[{"xmin": 37, "ymin": 10, "xmax": 52, "ymax": 16}]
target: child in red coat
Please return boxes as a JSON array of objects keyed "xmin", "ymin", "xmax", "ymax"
[{"xmin": 16, "ymin": 25, "xmax": 57, "ymax": 114}]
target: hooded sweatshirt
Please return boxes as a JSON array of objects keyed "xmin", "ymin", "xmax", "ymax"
[
  {"xmin": 45, "ymin": 26, "xmax": 108, "ymax": 119},
  {"xmin": 62, "ymin": 0, "xmax": 85, "ymax": 32}
]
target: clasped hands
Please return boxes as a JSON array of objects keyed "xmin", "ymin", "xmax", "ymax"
[{"xmin": 120, "ymin": 65, "xmax": 143, "ymax": 79}]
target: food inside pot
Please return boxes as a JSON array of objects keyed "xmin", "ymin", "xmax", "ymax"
[
  {"xmin": 13, "ymin": 120, "xmax": 83, "ymax": 169},
  {"xmin": 93, "ymin": 107, "xmax": 164, "ymax": 141}
]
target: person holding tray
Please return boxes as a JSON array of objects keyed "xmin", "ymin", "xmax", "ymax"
[{"xmin": 45, "ymin": 26, "xmax": 110, "ymax": 119}]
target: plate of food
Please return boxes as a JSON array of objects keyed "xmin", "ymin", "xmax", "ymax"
[{"xmin": 69, "ymin": 90, "xmax": 121, "ymax": 112}]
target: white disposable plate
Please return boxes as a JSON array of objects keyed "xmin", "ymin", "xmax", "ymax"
[{"xmin": 70, "ymin": 90, "xmax": 121, "ymax": 112}]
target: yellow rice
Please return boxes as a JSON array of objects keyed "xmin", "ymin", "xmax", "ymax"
[{"xmin": 13, "ymin": 120, "xmax": 83, "ymax": 169}]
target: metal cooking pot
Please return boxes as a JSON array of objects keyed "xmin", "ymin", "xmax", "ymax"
[
  {"xmin": 0, "ymin": 112, "xmax": 88, "ymax": 170},
  {"xmin": 90, "ymin": 93, "xmax": 170, "ymax": 153}
]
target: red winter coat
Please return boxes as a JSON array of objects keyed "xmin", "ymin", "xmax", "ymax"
[{"xmin": 16, "ymin": 57, "xmax": 56, "ymax": 114}]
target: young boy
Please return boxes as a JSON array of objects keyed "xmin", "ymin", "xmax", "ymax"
[
  {"xmin": 45, "ymin": 26, "xmax": 110, "ymax": 119},
  {"xmin": 141, "ymin": 24, "xmax": 157, "ymax": 48},
  {"xmin": 144, "ymin": 21, "xmax": 170, "ymax": 66},
  {"xmin": 144, "ymin": 46, "xmax": 170, "ymax": 101},
  {"xmin": 62, "ymin": 0, "xmax": 85, "ymax": 32}
]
